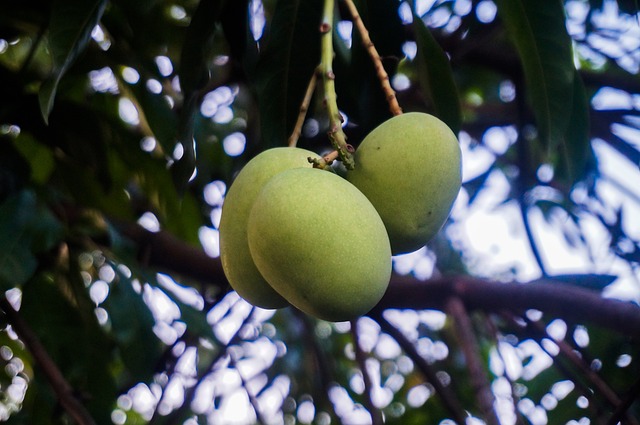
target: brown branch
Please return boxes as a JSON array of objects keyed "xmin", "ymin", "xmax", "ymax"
[
  {"xmin": 446, "ymin": 297, "xmax": 499, "ymax": 425},
  {"xmin": 372, "ymin": 312, "xmax": 468, "ymax": 423},
  {"xmin": 351, "ymin": 319, "xmax": 383, "ymax": 425},
  {"xmin": 608, "ymin": 376, "xmax": 640, "ymax": 425},
  {"xmin": 288, "ymin": 67, "xmax": 320, "ymax": 147},
  {"xmin": 0, "ymin": 297, "xmax": 97, "ymax": 425},
  {"xmin": 106, "ymin": 220, "xmax": 640, "ymax": 338},
  {"xmin": 342, "ymin": 0, "xmax": 403, "ymax": 116},
  {"xmin": 524, "ymin": 318, "xmax": 639, "ymax": 425}
]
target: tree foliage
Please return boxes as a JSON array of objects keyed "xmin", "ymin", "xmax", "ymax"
[{"xmin": 0, "ymin": 0, "xmax": 639, "ymax": 424}]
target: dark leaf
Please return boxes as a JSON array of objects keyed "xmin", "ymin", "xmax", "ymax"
[
  {"xmin": 412, "ymin": 12, "xmax": 462, "ymax": 134},
  {"xmin": 102, "ymin": 267, "xmax": 162, "ymax": 383},
  {"xmin": 39, "ymin": 0, "xmax": 108, "ymax": 121},
  {"xmin": 495, "ymin": 0, "xmax": 576, "ymax": 151},
  {"xmin": 253, "ymin": 0, "xmax": 323, "ymax": 148},
  {"xmin": 0, "ymin": 191, "xmax": 62, "ymax": 290}
]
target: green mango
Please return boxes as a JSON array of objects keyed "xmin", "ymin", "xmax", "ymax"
[
  {"xmin": 219, "ymin": 147, "xmax": 320, "ymax": 308},
  {"xmin": 247, "ymin": 168, "xmax": 391, "ymax": 321},
  {"xmin": 347, "ymin": 112, "xmax": 462, "ymax": 255}
]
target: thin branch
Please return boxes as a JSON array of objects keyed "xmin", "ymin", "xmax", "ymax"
[
  {"xmin": 484, "ymin": 316, "xmax": 527, "ymax": 425},
  {"xmin": 0, "ymin": 297, "xmax": 97, "ymax": 425},
  {"xmin": 150, "ymin": 307, "xmax": 257, "ymax": 425},
  {"xmin": 446, "ymin": 297, "xmax": 499, "ymax": 425},
  {"xmin": 607, "ymin": 376, "xmax": 640, "ymax": 425},
  {"xmin": 296, "ymin": 311, "xmax": 340, "ymax": 422},
  {"xmin": 350, "ymin": 319, "xmax": 383, "ymax": 425},
  {"xmin": 372, "ymin": 312, "xmax": 468, "ymax": 424},
  {"xmin": 524, "ymin": 318, "xmax": 639, "ymax": 425},
  {"xmin": 288, "ymin": 67, "xmax": 320, "ymax": 147},
  {"xmin": 342, "ymin": 0, "xmax": 403, "ymax": 116}
]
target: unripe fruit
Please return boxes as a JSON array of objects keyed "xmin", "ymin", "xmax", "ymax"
[
  {"xmin": 247, "ymin": 168, "xmax": 392, "ymax": 322},
  {"xmin": 219, "ymin": 147, "xmax": 320, "ymax": 309},
  {"xmin": 347, "ymin": 112, "xmax": 462, "ymax": 255}
]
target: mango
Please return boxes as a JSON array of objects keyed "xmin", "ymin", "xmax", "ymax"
[
  {"xmin": 347, "ymin": 112, "xmax": 462, "ymax": 255},
  {"xmin": 247, "ymin": 168, "xmax": 391, "ymax": 321},
  {"xmin": 219, "ymin": 147, "xmax": 320, "ymax": 309}
]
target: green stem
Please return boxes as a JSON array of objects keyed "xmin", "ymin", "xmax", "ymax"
[{"xmin": 320, "ymin": 0, "xmax": 355, "ymax": 169}]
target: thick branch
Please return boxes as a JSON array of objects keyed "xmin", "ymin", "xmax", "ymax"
[
  {"xmin": 110, "ymin": 222, "xmax": 640, "ymax": 338},
  {"xmin": 0, "ymin": 297, "xmax": 97, "ymax": 425}
]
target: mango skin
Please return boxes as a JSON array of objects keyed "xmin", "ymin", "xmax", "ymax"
[
  {"xmin": 347, "ymin": 112, "xmax": 462, "ymax": 255},
  {"xmin": 247, "ymin": 168, "xmax": 392, "ymax": 322},
  {"xmin": 219, "ymin": 147, "xmax": 320, "ymax": 309}
]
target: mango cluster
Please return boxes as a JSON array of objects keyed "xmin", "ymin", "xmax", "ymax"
[{"xmin": 218, "ymin": 113, "xmax": 461, "ymax": 321}]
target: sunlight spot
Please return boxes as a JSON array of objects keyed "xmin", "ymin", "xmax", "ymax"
[
  {"xmin": 592, "ymin": 87, "xmax": 633, "ymax": 110},
  {"xmin": 476, "ymin": 0, "xmax": 497, "ymax": 23},
  {"xmin": 118, "ymin": 98, "xmax": 140, "ymax": 125},
  {"xmin": 536, "ymin": 163, "xmax": 554, "ymax": 183},
  {"xmin": 337, "ymin": 21, "xmax": 353, "ymax": 48},
  {"xmin": 121, "ymin": 67, "xmax": 140, "ymax": 84},
  {"xmin": 111, "ymin": 409, "xmax": 126, "ymax": 425},
  {"xmin": 0, "ymin": 39, "xmax": 8, "ymax": 53},
  {"xmin": 546, "ymin": 319, "xmax": 567, "ymax": 341},
  {"xmin": 89, "ymin": 280, "xmax": 109, "ymax": 305},
  {"xmin": 91, "ymin": 25, "xmax": 111, "ymax": 50},
  {"xmin": 454, "ymin": 0, "xmax": 473, "ymax": 16},
  {"xmin": 573, "ymin": 325, "xmax": 589, "ymax": 347},
  {"xmin": 146, "ymin": 79, "xmax": 162, "ymax": 94},
  {"xmin": 138, "ymin": 211, "xmax": 160, "ymax": 232},
  {"xmin": 95, "ymin": 307, "xmax": 108, "ymax": 325},
  {"xmin": 89, "ymin": 67, "xmax": 118, "ymax": 93},
  {"xmin": 169, "ymin": 5, "xmax": 187, "ymax": 21},
  {"xmin": 392, "ymin": 73, "xmax": 411, "ymax": 91},
  {"xmin": 204, "ymin": 180, "xmax": 227, "ymax": 206},
  {"xmin": 250, "ymin": 0, "xmax": 266, "ymax": 41},
  {"xmin": 173, "ymin": 143, "xmax": 184, "ymax": 160},
  {"xmin": 576, "ymin": 395, "xmax": 589, "ymax": 409},
  {"xmin": 499, "ymin": 80, "xmax": 516, "ymax": 102},
  {"xmin": 199, "ymin": 227, "xmax": 220, "ymax": 258},
  {"xmin": 397, "ymin": 2, "xmax": 413, "ymax": 24},
  {"xmin": 214, "ymin": 106, "xmax": 234, "ymax": 124},
  {"xmin": 407, "ymin": 384, "xmax": 431, "ymax": 407},
  {"xmin": 303, "ymin": 118, "xmax": 319, "ymax": 138},
  {"xmin": 155, "ymin": 56, "xmax": 173, "ymax": 77},
  {"xmin": 140, "ymin": 136, "xmax": 156, "ymax": 152},
  {"xmin": 223, "ymin": 132, "xmax": 246, "ymax": 156}
]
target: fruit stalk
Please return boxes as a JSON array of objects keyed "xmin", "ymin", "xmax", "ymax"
[
  {"xmin": 342, "ymin": 0, "xmax": 403, "ymax": 116},
  {"xmin": 320, "ymin": 0, "xmax": 355, "ymax": 169}
]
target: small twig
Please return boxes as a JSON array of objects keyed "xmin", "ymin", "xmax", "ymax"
[
  {"xmin": 288, "ymin": 67, "xmax": 321, "ymax": 147},
  {"xmin": 372, "ymin": 312, "xmax": 468, "ymax": 424},
  {"xmin": 296, "ymin": 311, "xmax": 340, "ymax": 422},
  {"xmin": 524, "ymin": 318, "xmax": 640, "ymax": 425},
  {"xmin": 446, "ymin": 297, "xmax": 500, "ymax": 425},
  {"xmin": 342, "ymin": 0, "xmax": 402, "ymax": 116},
  {"xmin": 350, "ymin": 319, "xmax": 383, "ymax": 425},
  {"xmin": 0, "ymin": 297, "xmax": 97, "ymax": 425},
  {"xmin": 607, "ymin": 376, "xmax": 640, "ymax": 425}
]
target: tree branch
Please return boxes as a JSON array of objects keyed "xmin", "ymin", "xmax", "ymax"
[
  {"xmin": 372, "ymin": 312, "xmax": 468, "ymax": 423},
  {"xmin": 351, "ymin": 319, "xmax": 383, "ymax": 425},
  {"xmin": 108, "ymin": 221, "xmax": 640, "ymax": 338},
  {"xmin": 446, "ymin": 297, "xmax": 499, "ymax": 425},
  {"xmin": 0, "ymin": 297, "xmax": 97, "ymax": 425}
]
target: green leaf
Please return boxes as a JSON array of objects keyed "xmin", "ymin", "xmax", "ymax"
[
  {"xmin": 412, "ymin": 12, "xmax": 462, "ymax": 134},
  {"xmin": 39, "ymin": 0, "xmax": 108, "ymax": 121},
  {"xmin": 13, "ymin": 133, "xmax": 56, "ymax": 184},
  {"xmin": 495, "ymin": 0, "xmax": 575, "ymax": 150},
  {"xmin": 556, "ymin": 75, "xmax": 593, "ymax": 187},
  {"xmin": 253, "ymin": 0, "xmax": 323, "ymax": 148},
  {"xmin": 0, "ymin": 191, "xmax": 63, "ymax": 290},
  {"xmin": 102, "ymin": 267, "xmax": 162, "ymax": 383}
]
